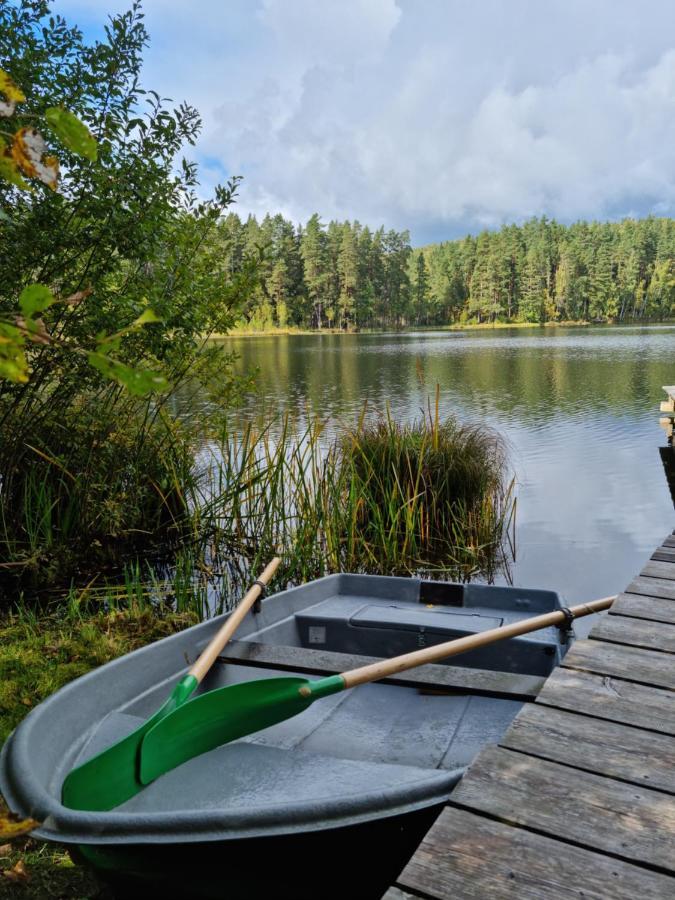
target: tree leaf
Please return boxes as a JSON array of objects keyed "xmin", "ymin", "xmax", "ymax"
[
  {"xmin": 0, "ymin": 68, "xmax": 25, "ymax": 117},
  {"xmin": 45, "ymin": 107, "xmax": 97, "ymax": 162},
  {"xmin": 2, "ymin": 860, "xmax": 29, "ymax": 882},
  {"xmin": 0, "ymin": 810, "xmax": 38, "ymax": 841},
  {"xmin": 11, "ymin": 128, "xmax": 59, "ymax": 189},
  {"xmin": 19, "ymin": 284, "xmax": 55, "ymax": 317},
  {"xmin": 132, "ymin": 308, "xmax": 162, "ymax": 327},
  {"xmin": 0, "ymin": 140, "xmax": 30, "ymax": 191},
  {"xmin": 87, "ymin": 353, "xmax": 169, "ymax": 396}
]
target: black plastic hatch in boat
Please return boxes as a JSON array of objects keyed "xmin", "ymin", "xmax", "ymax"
[{"xmin": 0, "ymin": 574, "xmax": 570, "ymax": 898}]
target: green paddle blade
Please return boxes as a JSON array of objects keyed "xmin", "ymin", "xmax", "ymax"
[
  {"xmin": 61, "ymin": 674, "xmax": 198, "ymax": 812},
  {"xmin": 140, "ymin": 675, "xmax": 345, "ymax": 785}
]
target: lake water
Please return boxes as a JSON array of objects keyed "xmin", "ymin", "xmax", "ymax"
[{"xmin": 217, "ymin": 325, "xmax": 674, "ymax": 635}]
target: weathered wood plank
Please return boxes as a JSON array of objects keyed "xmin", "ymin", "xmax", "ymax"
[
  {"xmin": 502, "ymin": 703, "xmax": 675, "ymax": 793},
  {"xmin": 640, "ymin": 559, "xmax": 675, "ymax": 580},
  {"xmin": 590, "ymin": 614, "xmax": 675, "ymax": 653},
  {"xmin": 664, "ymin": 535, "xmax": 675, "ymax": 548},
  {"xmin": 381, "ymin": 889, "xmax": 420, "ymax": 900},
  {"xmin": 450, "ymin": 746, "xmax": 675, "ymax": 872},
  {"xmin": 562, "ymin": 638, "xmax": 675, "ymax": 689},
  {"xmin": 625, "ymin": 576, "xmax": 675, "ymax": 600},
  {"xmin": 397, "ymin": 806, "xmax": 675, "ymax": 900},
  {"xmin": 612, "ymin": 592, "xmax": 675, "ymax": 625},
  {"xmin": 536, "ymin": 667, "xmax": 675, "ymax": 736},
  {"xmin": 218, "ymin": 640, "xmax": 544, "ymax": 699},
  {"xmin": 653, "ymin": 546, "xmax": 675, "ymax": 562}
]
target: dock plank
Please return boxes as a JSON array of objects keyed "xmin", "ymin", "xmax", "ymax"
[
  {"xmin": 640, "ymin": 559, "xmax": 675, "ymax": 580},
  {"xmin": 218, "ymin": 640, "xmax": 544, "ymax": 699},
  {"xmin": 611, "ymin": 592, "xmax": 675, "ymax": 624},
  {"xmin": 590, "ymin": 614, "xmax": 675, "ymax": 653},
  {"xmin": 536, "ymin": 667, "xmax": 675, "ymax": 736},
  {"xmin": 450, "ymin": 746, "xmax": 675, "ymax": 872},
  {"xmin": 653, "ymin": 546, "xmax": 675, "ymax": 562},
  {"xmin": 562, "ymin": 638, "xmax": 675, "ymax": 689},
  {"xmin": 502, "ymin": 703, "xmax": 675, "ymax": 793},
  {"xmin": 396, "ymin": 807, "xmax": 675, "ymax": 900},
  {"xmin": 625, "ymin": 575, "xmax": 675, "ymax": 600},
  {"xmin": 664, "ymin": 535, "xmax": 675, "ymax": 548}
]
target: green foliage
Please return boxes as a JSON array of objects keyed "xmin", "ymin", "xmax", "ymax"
[
  {"xmin": 44, "ymin": 105, "xmax": 97, "ymax": 161},
  {"xmin": 229, "ymin": 213, "xmax": 675, "ymax": 330},
  {"xmin": 18, "ymin": 284, "xmax": 54, "ymax": 317},
  {"xmin": 0, "ymin": 2, "xmax": 257, "ymax": 590}
]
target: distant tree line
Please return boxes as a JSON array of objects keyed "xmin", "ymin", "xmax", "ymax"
[{"xmin": 220, "ymin": 214, "xmax": 675, "ymax": 329}]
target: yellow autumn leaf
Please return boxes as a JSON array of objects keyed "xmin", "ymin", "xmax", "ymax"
[
  {"xmin": 0, "ymin": 138, "xmax": 30, "ymax": 191},
  {"xmin": 0, "ymin": 68, "xmax": 25, "ymax": 118},
  {"xmin": 11, "ymin": 128, "xmax": 59, "ymax": 190},
  {"xmin": 0, "ymin": 811, "xmax": 39, "ymax": 841}
]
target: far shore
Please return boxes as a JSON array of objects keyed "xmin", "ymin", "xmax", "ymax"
[{"xmin": 208, "ymin": 318, "xmax": 674, "ymax": 340}]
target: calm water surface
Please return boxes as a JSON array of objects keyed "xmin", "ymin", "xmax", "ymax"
[{"xmin": 215, "ymin": 326, "xmax": 675, "ymax": 633}]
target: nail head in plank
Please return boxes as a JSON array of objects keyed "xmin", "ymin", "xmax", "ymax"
[
  {"xmin": 625, "ymin": 576, "xmax": 675, "ymax": 601},
  {"xmin": 536, "ymin": 667, "xmax": 675, "ymax": 736},
  {"xmin": 611, "ymin": 593, "xmax": 675, "ymax": 625},
  {"xmin": 640, "ymin": 559, "xmax": 675, "ymax": 580},
  {"xmin": 590, "ymin": 614, "xmax": 675, "ymax": 653},
  {"xmin": 450, "ymin": 745, "xmax": 675, "ymax": 872},
  {"xmin": 397, "ymin": 806, "xmax": 675, "ymax": 900},
  {"xmin": 503, "ymin": 703, "xmax": 675, "ymax": 794},
  {"xmin": 562, "ymin": 638, "xmax": 675, "ymax": 689}
]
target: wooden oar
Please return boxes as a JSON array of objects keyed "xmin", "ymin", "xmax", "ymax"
[
  {"xmin": 140, "ymin": 594, "xmax": 615, "ymax": 786},
  {"xmin": 62, "ymin": 557, "xmax": 281, "ymax": 811}
]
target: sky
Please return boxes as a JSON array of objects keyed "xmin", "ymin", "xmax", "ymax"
[{"xmin": 53, "ymin": 0, "xmax": 675, "ymax": 244}]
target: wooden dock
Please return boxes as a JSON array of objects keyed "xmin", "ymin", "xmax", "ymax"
[{"xmin": 386, "ymin": 530, "xmax": 675, "ymax": 899}]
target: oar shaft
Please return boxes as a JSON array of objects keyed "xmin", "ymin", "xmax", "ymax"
[
  {"xmin": 189, "ymin": 557, "xmax": 281, "ymax": 684},
  {"xmin": 339, "ymin": 596, "xmax": 615, "ymax": 690}
]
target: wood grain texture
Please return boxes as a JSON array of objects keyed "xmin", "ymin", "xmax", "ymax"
[
  {"xmin": 218, "ymin": 640, "xmax": 545, "ymax": 699},
  {"xmin": 653, "ymin": 546, "xmax": 675, "ymax": 563},
  {"xmin": 640, "ymin": 559, "xmax": 675, "ymax": 580},
  {"xmin": 611, "ymin": 593, "xmax": 675, "ymax": 624},
  {"xmin": 536, "ymin": 667, "xmax": 675, "ymax": 736},
  {"xmin": 562, "ymin": 638, "xmax": 675, "ymax": 689},
  {"xmin": 590, "ymin": 614, "xmax": 675, "ymax": 653},
  {"xmin": 502, "ymin": 703, "xmax": 675, "ymax": 793},
  {"xmin": 450, "ymin": 745, "xmax": 675, "ymax": 872},
  {"xmin": 397, "ymin": 806, "xmax": 675, "ymax": 900},
  {"xmin": 625, "ymin": 576, "xmax": 675, "ymax": 600}
]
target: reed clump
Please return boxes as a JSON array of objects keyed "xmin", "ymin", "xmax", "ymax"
[
  {"xmin": 334, "ymin": 405, "xmax": 513, "ymax": 577},
  {"xmin": 197, "ymin": 401, "xmax": 515, "ymax": 592}
]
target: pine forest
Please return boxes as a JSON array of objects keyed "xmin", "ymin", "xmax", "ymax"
[{"xmin": 224, "ymin": 213, "xmax": 675, "ymax": 329}]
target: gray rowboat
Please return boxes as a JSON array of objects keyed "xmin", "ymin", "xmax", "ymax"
[{"xmin": 0, "ymin": 573, "xmax": 571, "ymax": 898}]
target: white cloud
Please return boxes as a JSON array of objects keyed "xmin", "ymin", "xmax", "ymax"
[{"xmin": 54, "ymin": 0, "xmax": 675, "ymax": 240}]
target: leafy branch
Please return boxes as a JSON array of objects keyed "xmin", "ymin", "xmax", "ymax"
[{"xmin": 0, "ymin": 65, "xmax": 166, "ymax": 395}]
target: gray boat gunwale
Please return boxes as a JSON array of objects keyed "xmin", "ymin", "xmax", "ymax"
[{"xmin": 0, "ymin": 573, "xmax": 566, "ymax": 846}]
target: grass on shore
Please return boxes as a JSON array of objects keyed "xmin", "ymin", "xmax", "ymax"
[{"xmin": 0, "ymin": 602, "xmax": 199, "ymax": 898}]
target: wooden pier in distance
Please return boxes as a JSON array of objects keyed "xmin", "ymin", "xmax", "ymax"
[
  {"xmin": 385, "ymin": 530, "xmax": 675, "ymax": 899},
  {"xmin": 660, "ymin": 385, "xmax": 675, "ymax": 440}
]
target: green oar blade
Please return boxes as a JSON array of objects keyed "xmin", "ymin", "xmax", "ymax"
[
  {"xmin": 61, "ymin": 674, "xmax": 197, "ymax": 811},
  {"xmin": 140, "ymin": 675, "xmax": 344, "ymax": 785}
]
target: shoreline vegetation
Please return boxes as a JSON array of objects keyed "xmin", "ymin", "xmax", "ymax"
[
  {"xmin": 217, "ymin": 319, "xmax": 593, "ymax": 338},
  {"xmin": 217, "ymin": 212, "xmax": 675, "ymax": 332},
  {"xmin": 216, "ymin": 318, "xmax": 675, "ymax": 339}
]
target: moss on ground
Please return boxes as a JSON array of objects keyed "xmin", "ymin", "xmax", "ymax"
[{"xmin": 0, "ymin": 606, "xmax": 197, "ymax": 898}]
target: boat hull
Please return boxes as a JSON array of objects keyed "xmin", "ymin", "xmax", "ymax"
[{"xmin": 74, "ymin": 803, "xmax": 442, "ymax": 899}]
